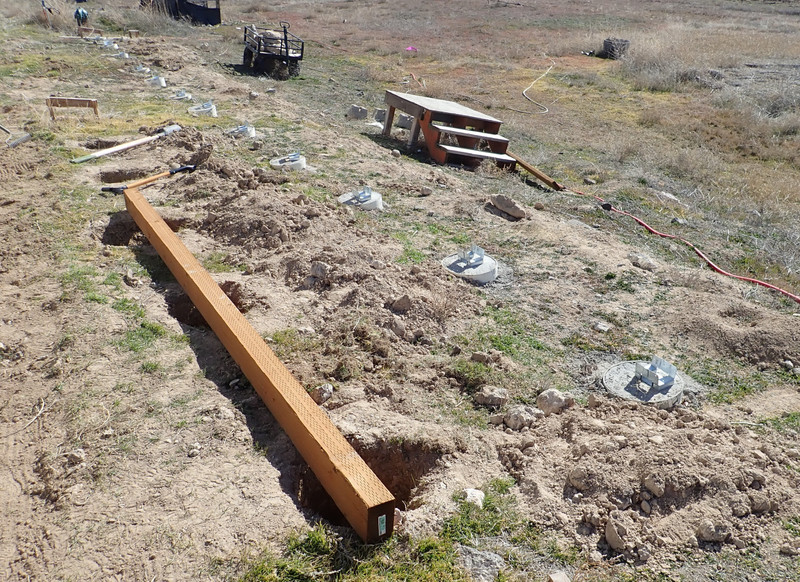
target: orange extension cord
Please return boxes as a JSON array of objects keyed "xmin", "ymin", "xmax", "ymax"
[{"xmin": 563, "ymin": 184, "xmax": 800, "ymax": 305}]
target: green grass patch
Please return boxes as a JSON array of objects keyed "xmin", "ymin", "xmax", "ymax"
[
  {"xmin": 763, "ymin": 412, "xmax": 800, "ymax": 433},
  {"xmin": 202, "ymin": 251, "xmax": 244, "ymax": 273},
  {"xmin": 441, "ymin": 477, "xmax": 520, "ymax": 543},
  {"xmin": 447, "ymin": 358, "xmax": 493, "ymax": 392},
  {"xmin": 784, "ymin": 516, "xmax": 800, "ymax": 537},
  {"xmin": 683, "ymin": 358, "xmax": 769, "ymax": 404},
  {"xmin": 239, "ymin": 524, "xmax": 470, "ymax": 582},
  {"xmin": 112, "ymin": 298, "xmax": 146, "ymax": 320},
  {"xmin": 117, "ymin": 321, "xmax": 168, "ymax": 353},
  {"xmin": 267, "ymin": 328, "xmax": 322, "ymax": 361},
  {"xmin": 392, "ymin": 231, "xmax": 427, "ymax": 265},
  {"xmin": 140, "ymin": 361, "xmax": 162, "ymax": 374}
]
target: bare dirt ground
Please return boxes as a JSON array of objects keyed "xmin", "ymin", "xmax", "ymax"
[{"xmin": 1, "ymin": 0, "xmax": 800, "ymax": 580}]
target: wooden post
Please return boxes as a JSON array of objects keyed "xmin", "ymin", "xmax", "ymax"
[
  {"xmin": 382, "ymin": 105, "xmax": 395, "ymax": 137},
  {"xmin": 407, "ymin": 117, "xmax": 421, "ymax": 147},
  {"xmin": 123, "ymin": 186, "xmax": 395, "ymax": 543}
]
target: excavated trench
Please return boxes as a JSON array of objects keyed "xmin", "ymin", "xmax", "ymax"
[{"xmin": 296, "ymin": 436, "xmax": 444, "ymax": 524}]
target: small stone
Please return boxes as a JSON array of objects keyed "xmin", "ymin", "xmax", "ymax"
[
  {"xmin": 643, "ymin": 474, "xmax": 665, "ymax": 497},
  {"xmin": 583, "ymin": 177, "xmax": 597, "ymax": 185},
  {"xmin": 637, "ymin": 544, "xmax": 651, "ymax": 562},
  {"xmin": 123, "ymin": 268, "xmax": 141, "ymax": 287},
  {"xmin": 504, "ymin": 405, "xmax": 542, "ymax": 430},
  {"xmin": 471, "ymin": 351, "xmax": 492, "ymax": 364},
  {"xmin": 780, "ymin": 542, "xmax": 800, "ymax": 556},
  {"xmin": 628, "ymin": 252, "xmax": 657, "ymax": 271},
  {"xmin": 188, "ymin": 448, "xmax": 200, "ymax": 458},
  {"xmin": 490, "ymin": 194, "xmax": 527, "ymax": 219},
  {"xmin": 420, "ymin": 186, "xmax": 433, "ymax": 196},
  {"xmin": 587, "ymin": 393, "xmax": 600, "ymax": 408},
  {"xmin": 474, "ymin": 385, "xmax": 509, "ymax": 407},
  {"xmin": 66, "ymin": 449, "xmax": 86, "ymax": 466},
  {"xmin": 696, "ymin": 519, "xmax": 729, "ymax": 543},
  {"xmin": 731, "ymin": 537, "xmax": 747, "ymax": 549},
  {"xmin": 389, "ymin": 317, "xmax": 406, "ymax": 340},
  {"xmin": 748, "ymin": 492, "xmax": 772, "ymax": 514},
  {"xmin": 568, "ymin": 466, "xmax": 592, "ymax": 491},
  {"xmin": 310, "ymin": 261, "xmax": 331, "ymax": 279},
  {"xmin": 391, "ymin": 149, "xmax": 401, "ymax": 158},
  {"xmin": 593, "ymin": 321, "xmax": 612, "ymax": 333},
  {"xmin": 457, "ymin": 546, "xmax": 505, "ymax": 582},
  {"xmin": 640, "ymin": 500, "xmax": 651, "ymax": 514},
  {"xmin": 248, "ymin": 91, "xmax": 259, "ymax": 100},
  {"xmin": 537, "ymin": 388, "xmax": 574, "ymax": 416},
  {"xmin": 782, "ymin": 359, "xmax": 794, "ymax": 370},
  {"xmin": 488, "ymin": 413, "xmax": 505, "ymax": 425},
  {"xmin": 310, "ymin": 383, "xmax": 334, "ymax": 404},
  {"xmin": 548, "ymin": 572, "xmax": 571, "ymax": 582},
  {"xmin": 391, "ymin": 294, "xmax": 413, "ymax": 313},
  {"xmin": 463, "ymin": 488, "xmax": 485, "ymax": 509},
  {"xmin": 534, "ymin": 202, "xmax": 545, "ymax": 211},
  {"xmin": 605, "ymin": 512, "xmax": 627, "ymax": 551}
]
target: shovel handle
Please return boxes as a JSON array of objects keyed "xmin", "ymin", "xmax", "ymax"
[{"xmin": 71, "ymin": 153, "xmax": 96, "ymax": 164}]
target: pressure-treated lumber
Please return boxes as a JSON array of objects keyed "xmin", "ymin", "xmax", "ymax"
[{"xmin": 124, "ymin": 185, "xmax": 395, "ymax": 543}]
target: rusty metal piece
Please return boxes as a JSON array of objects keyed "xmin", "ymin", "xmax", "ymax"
[{"xmin": 123, "ymin": 177, "xmax": 395, "ymax": 543}]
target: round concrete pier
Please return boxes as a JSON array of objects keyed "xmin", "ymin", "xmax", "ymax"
[
  {"xmin": 441, "ymin": 253, "xmax": 498, "ymax": 284},
  {"xmin": 601, "ymin": 360, "xmax": 684, "ymax": 409}
]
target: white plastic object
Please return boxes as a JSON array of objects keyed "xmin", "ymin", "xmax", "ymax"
[
  {"xmin": 134, "ymin": 64, "xmax": 151, "ymax": 74},
  {"xmin": 270, "ymin": 152, "xmax": 307, "ymax": 171},
  {"xmin": 147, "ymin": 76, "xmax": 167, "ymax": 88},
  {"xmin": 188, "ymin": 101, "xmax": 217, "ymax": 118}
]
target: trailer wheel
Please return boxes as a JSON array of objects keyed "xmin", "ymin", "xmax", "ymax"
[
  {"xmin": 288, "ymin": 60, "xmax": 300, "ymax": 77},
  {"xmin": 243, "ymin": 47, "xmax": 254, "ymax": 68},
  {"xmin": 273, "ymin": 62, "xmax": 290, "ymax": 81}
]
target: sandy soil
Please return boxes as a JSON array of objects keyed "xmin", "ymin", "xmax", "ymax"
[{"xmin": 1, "ymin": 1, "xmax": 800, "ymax": 580}]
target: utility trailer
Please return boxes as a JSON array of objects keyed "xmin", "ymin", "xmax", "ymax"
[{"xmin": 243, "ymin": 22, "xmax": 304, "ymax": 79}]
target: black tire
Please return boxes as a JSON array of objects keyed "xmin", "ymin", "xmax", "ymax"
[
  {"xmin": 273, "ymin": 62, "xmax": 290, "ymax": 81},
  {"xmin": 243, "ymin": 47, "xmax": 254, "ymax": 68},
  {"xmin": 287, "ymin": 60, "xmax": 300, "ymax": 77}
]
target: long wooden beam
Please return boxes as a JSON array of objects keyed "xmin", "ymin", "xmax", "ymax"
[
  {"xmin": 506, "ymin": 150, "xmax": 566, "ymax": 191},
  {"xmin": 124, "ymin": 185, "xmax": 395, "ymax": 543}
]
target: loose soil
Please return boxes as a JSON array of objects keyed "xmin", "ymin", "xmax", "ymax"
[{"xmin": 1, "ymin": 1, "xmax": 799, "ymax": 580}]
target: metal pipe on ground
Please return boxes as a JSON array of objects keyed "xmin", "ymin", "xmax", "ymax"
[{"xmin": 120, "ymin": 172, "xmax": 395, "ymax": 543}]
